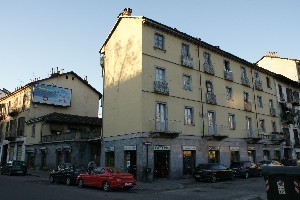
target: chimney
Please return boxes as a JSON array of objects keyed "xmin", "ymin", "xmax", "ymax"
[
  {"xmin": 119, "ymin": 8, "xmax": 132, "ymax": 17},
  {"xmin": 266, "ymin": 51, "xmax": 278, "ymax": 58}
]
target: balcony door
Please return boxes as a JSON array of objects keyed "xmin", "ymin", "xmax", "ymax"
[
  {"xmin": 246, "ymin": 117, "xmax": 253, "ymax": 137},
  {"xmin": 208, "ymin": 111, "xmax": 216, "ymax": 135},
  {"xmin": 156, "ymin": 103, "xmax": 167, "ymax": 132}
]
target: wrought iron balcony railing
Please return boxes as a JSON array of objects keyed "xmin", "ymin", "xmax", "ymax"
[
  {"xmin": 241, "ymin": 76, "xmax": 250, "ymax": 87},
  {"xmin": 181, "ymin": 55, "xmax": 193, "ymax": 68},
  {"xmin": 270, "ymin": 108, "xmax": 276, "ymax": 117},
  {"xmin": 203, "ymin": 63, "xmax": 215, "ymax": 75},
  {"xmin": 255, "ymin": 80, "xmax": 263, "ymax": 91},
  {"xmin": 206, "ymin": 93, "xmax": 217, "ymax": 105},
  {"xmin": 154, "ymin": 81, "xmax": 169, "ymax": 95},
  {"xmin": 41, "ymin": 131, "xmax": 101, "ymax": 142},
  {"xmin": 224, "ymin": 70, "xmax": 233, "ymax": 81},
  {"xmin": 244, "ymin": 101, "xmax": 252, "ymax": 112}
]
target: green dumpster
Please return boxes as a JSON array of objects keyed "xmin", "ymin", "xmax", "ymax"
[{"xmin": 262, "ymin": 166, "xmax": 300, "ymax": 200}]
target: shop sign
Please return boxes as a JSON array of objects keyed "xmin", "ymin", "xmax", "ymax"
[
  {"xmin": 263, "ymin": 148, "xmax": 270, "ymax": 151},
  {"xmin": 105, "ymin": 147, "xmax": 115, "ymax": 152},
  {"xmin": 182, "ymin": 146, "xmax": 196, "ymax": 151},
  {"xmin": 274, "ymin": 148, "xmax": 281, "ymax": 151},
  {"xmin": 124, "ymin": 145, "xmax": 136, "ymax": 151},
  {"xmin": 208, "ymin": 146, "xmax": 219, "ymax": 151},
  {"xmin": 154, "ymin": 145, "xmax": 170, "ymax": 151},
  {"xmin": 247, "ymin": 147, "xmax": 255, "ymax": 151},
  {"xmin": 230, "ymin": 147, "xmax": 239, "ymax": 151}
]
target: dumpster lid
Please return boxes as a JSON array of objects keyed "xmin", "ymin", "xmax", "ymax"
[{"xmin": 262, "ymin": 166, "xmax": 300, "ymax": 176}]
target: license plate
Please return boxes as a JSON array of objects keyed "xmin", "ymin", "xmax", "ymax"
[{"xmin": 125, "ymin": 183, "xmax": 132, "ymax": 186}]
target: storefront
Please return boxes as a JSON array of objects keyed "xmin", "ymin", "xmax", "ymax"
[
  {"xmin": 124, "ymin": 145, "xmax": 136, "ymax": 176},
  {"xmin": 105, "ymin": 147, "xmax": 115, "ymax": 167},
  {"xmin": 40, "ymin": 147, "xmax": 47, "ymax": 169},
  {"xmin": 154, "ymin": 145, "xmax": 170, "ymax": 178},
  {"xmin": 247, "ymin": 147, "xmax": 256, "ymax": 162},
  {"xmin": 208, "ymin": 146, "xmax": 220, "ymax": 163},
  {"xmin": 263, "ymin": 147, "xmax": 270, "ymax": 160},
  {"xmin": 26, "ymin": 147, "xmax": 35, "ymax": 169},
  {"xmin": 56, "ymin": 147, "xmax": 63, "ymax": 166},
  {"xmin": 182, "ymin": 146, "xmax": 196, "ymax": 175},
  {"xmin": 230, "ymin": 147, "xmax": 240, "ymax": 163}
]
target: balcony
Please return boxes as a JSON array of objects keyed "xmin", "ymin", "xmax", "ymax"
[
  {"xmin": 8, "ymin": 108, "xmax": 19, "ymax": 117},
  {"xmin": 154, "ymin": 81, "xmax": 169, "ymax": 95},
  {"xmin": 203, "ymin": 63, "xmax": 215, "ymax": 75},
  {"xmin": 181, "ymin": 55, "xmax": 193, "ymax": 68},
  {"xmin": 206, "ymin": 93, "xmax": 217, "ymax": 105},
  {"xmin": 281, "ymin": 111, "xmax": 295, "ymax": 124},
  {"xmin": 148, "ymin": 119, "xmax": 182, "ymax": 138},
  {"xmin": 241, "ymin": 76, "xmax": 250, "ymax": 87},
  {"xmin": 244, "ymin": 101, "xmax": 252, "ymax": 112},
  {"xmin": 270, "ymin": 108, "xmax": 276, "ymax": 117},
  {"xmin": 255, "ymin": 80, "xmax": 263, "ymax": 91},
  {"xmin": 41, "ymin": 131, "xmax": 101, "ymax": 142},
  {"xmin": 270, "ymin": 132, "xmax": 285, "ymax": 141},
  {"xmin": 5, "ymin": 130, "xmax": 17, "ymax": 141},
  {"xmin": 224, "ymin": 70, "xmax": 233, "ymax": 81}
]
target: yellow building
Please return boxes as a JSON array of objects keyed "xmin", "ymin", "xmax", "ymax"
[
  {"xmin": 0, "ymin": 70, "xmax": 102, "ymax": 169},
  {"xmin": 99, "ymin": 8, "xmax": 283, "ymax": 180},
  {"xmin": 257, "ymin": 52, "xmax": 300, "ymax": 82}
]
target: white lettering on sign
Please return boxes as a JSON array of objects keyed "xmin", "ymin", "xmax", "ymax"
[
  {"xmin": 154, "ymin": 146, "xmax": 170, "ymax": 151},
  {"xmin": 124, "ymin": 145, "xmax": 136, "ymax": 151},
  {"xmin": 277, "ymin": 180, "xmax": 286, "ymax": 194},
  {"xmin": 263, "ymin": 148, "xmax": 270, "ymax": 151},
  {"xmin": 208, "ymin": 146, "xmax": 219, "ymax": 151},
  {"xmin": 105, "ymin": 147, "xmax": 114, "ymax": 152},
  {"xmin": 182, "ymin": 146, "xmax": 196, "ymax": 150},
  {"xmin": 230, "ymin": 147, "xmax": 240, "ymax": 151},
  {"xmin": 247, "ymin": 147, "xmax": 255, "ymax": 150}
]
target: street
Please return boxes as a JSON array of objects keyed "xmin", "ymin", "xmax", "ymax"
[{"xmin": 0, "ymin": 173, "xmax": 267, "ymax": 200}]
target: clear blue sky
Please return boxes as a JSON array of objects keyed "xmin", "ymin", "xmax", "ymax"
[{"xmin": 1, "ymin": 0, "xmax": 299, "ymax": 95}]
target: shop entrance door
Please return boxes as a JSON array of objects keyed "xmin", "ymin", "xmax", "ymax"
[
  {"xmin": 183, "ymin": 150, "xmax": 195, "ymax": 175},
  {"xmin": 154, "ymin": 151, "xmax": 169, "ymax": 178},
  {"xmin": 125, "ymin": 151, "xmax": 136, "ymax": 177},
  {"xmin": 1, "ymin": 144, "xmax": 8, "ymax": 165}
]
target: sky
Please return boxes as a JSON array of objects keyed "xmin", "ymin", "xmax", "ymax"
[{"xmin": 1, "ymin": 0, "xmax": 300, "ymax": 112}]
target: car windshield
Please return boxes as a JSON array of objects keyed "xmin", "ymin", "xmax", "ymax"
[
  {"xmin": 107, "ymin": 167, "xmax": 124, "ymax": 173},
  {"xmin": 13, "ymin": 161, "xmax": 25, "ymax": 166}
]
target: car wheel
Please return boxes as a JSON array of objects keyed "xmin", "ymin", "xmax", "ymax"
[
  {"xmin": 66, "ymin": 177, "xmax": 71, "ymax": 186},
  {"xmin": 8, "ymin": 170, "xmax": 12, "ymax": 176},
  {"xmin": 103, "ymin": 181, "xmax": 111, "ymax": 192},
  {"xmin": 210, "ymin": 175, "xmax": 217, "ymax": 183},
  {"xmin": 0, "ymin": 171, "xmax": 3, "ymax": 175},
  {"xmin": 244, "ymin": 172, "xmax": 249, "ymax": 179},
  {"xmin": 78, "ymin": 179, "xmax": 84, "ymax": 188},
  {"xmin": 49, "ymin": 176, "xmax": 55, "ymax": 183}
]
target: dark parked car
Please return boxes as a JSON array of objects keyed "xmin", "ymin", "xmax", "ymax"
[
  {"xmin": 281, "ymin": 159, "xmax": 299, "ymax": 166},
  {"xmin": 193, "ymin": 163, "xmax": 233, "ymax": 183},
  {"xmin": 49, "ymin": 163, "xmax": 87, "ymax": 186},
  {"xmin": 0, "ymin": 160, "xmax": 27, "ymax": 176},
  {"xmin": 230, "ymin": 161, "xmax": 262, "ymax": 179}
]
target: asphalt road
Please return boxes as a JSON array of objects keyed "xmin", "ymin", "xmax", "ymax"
[{"xmin": 0, "ymin": 174, "xmax": 267, "ymax": 200}]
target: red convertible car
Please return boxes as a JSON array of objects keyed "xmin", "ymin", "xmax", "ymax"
[{"xmin": 76, "ymin": 167, "xmax": 136, "ymax": 191}]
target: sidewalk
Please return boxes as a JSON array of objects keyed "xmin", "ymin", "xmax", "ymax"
[{"xmin": 27, "ymin": 169, "xmax": 266, "ymax": 199}]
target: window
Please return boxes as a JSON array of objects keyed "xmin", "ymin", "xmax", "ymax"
[
  {"xmin": 254, "ymin": 72, "xmax": 260, "ymax": 80},
  {"xmin": 181, "ymin": 44, "xmax": 190, "ymax": 57},
  {"xmin": 257, "ymin": 96, "xmax": 263, "ymax": 107},
  {"xmin": 259, "ymin": 120, "xmax": 266, "ymax": 132},
  {"xmin": 208, "ymin": 111, "xmax": 216, "ymax": 127},
  {"xmin": 183, "ymin": 74, "xmax": 192, "ymax": 90},
  {"xmin": 243, "ymin": 92, "xmax": 249, "ymax": 101},
  {"xmin": 31, "ymin": 124, "xmax": 36, "ymax": 137},
  {"xmin": 226, "ymin": 87, "xmax": 232, "ymax": 100},
  {"xmin": 241, "ymin": 67, "xmax": 247, "ymax": 77},
  {"xmin": 228, "ymin": 114, "xmax": 236, "ymax": 129},
  {"xmin": 272, "ymin": 121, "xmax": 277, "ymax": 132},
  {"xmin": 266, "ymin": 77, "xmax": 271, "ymax": 88},
  {"xmin": 156, "ymin": 102, "xmax": 167, "ymax": 131},
  {"xmin": 224, "ymin": 60, "xmax": 230, "ymax": 71},
  {"xmin": 184, "ymin": 107, "xmax": 194, "ymax": 125},
  {"xmin": 156, "ymin": 67, "xmax": 166, "ymax": 82},
  {"xmin": 246, "ymin": 117, "xmax": 253, "ymax": 137},
  {"xmin": 154, "ymin": 33, "xmax": 164, "ymax": 50},
  {"xmin": 206, "ymin": 81, "xmax": 213, "ymax": 94},
  {"xmin": 204, "ymin": 52, "xmax": 211, "ymax": 64},
  {"xmin": 269, "ymin": 100, "xmax": 274, "ymax": 109}
]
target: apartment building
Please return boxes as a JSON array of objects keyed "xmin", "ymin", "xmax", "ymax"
[
  {"xmin": 0, "ymin": 70, "xmax": 102, "ymax": 170},
  {"xmin": 99, "ymin": 8, "xmax": 282, "ymax": 180},
  {"xmin": 0, "ymin": 89, "xmax": 10, "ymax": 99},
  {"xmin": 257, "ymin": 52, "xmax": 300, "ymax": 82}
]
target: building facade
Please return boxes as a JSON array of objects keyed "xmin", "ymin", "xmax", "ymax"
[
  {"xmin": 257, "ymin": 52, "xmax": 300, "ymax": 82},
  {"xmin": 0, "ymin": 70, "xmax": 102, "ymax": 170},
  {"xmin": 99, "ymin": 8, "xmax": 294, "ymax": 180}
]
